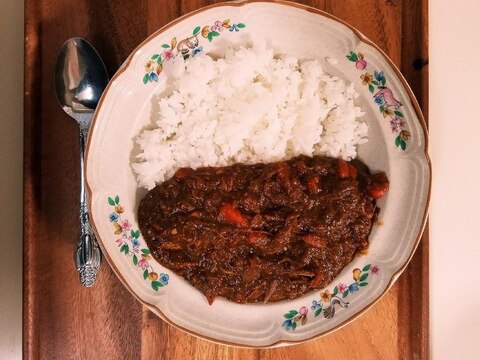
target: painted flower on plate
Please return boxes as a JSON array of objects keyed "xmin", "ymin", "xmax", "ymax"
[
  {"xmin": 163, "ymin": 49, "xmax": 174, "ymax": 60},
  {"xmin": 282, "ymin": 319, "xmax": 293, "ymax": 330},
  {"xmin": 211, "ymin": 20, "xmax": 224, "ymax": 32},
  {"xmin": 356, "ymin": 59, "xmax": 367, "ymax": 70},
  {"xmin": 132, "ymin": 238, "xmax": 141, "ymax": 249},
  {"xmin": 138, "ymin": 259, "xmax": 149, "ymax": 270},
  {"xmin": 149, "ymin": 72, "xmax": 159, "ymax": 82},
  {"xmin": 320, "ymin": 290, "xmax": 332, "ymax": 302},
  {"xmin": 374, "ymin": 70, "xmax": 385, "ymax": 83},
  {"xmin": 337, "ymin": 283, "xmax": 347, "ymax": 294},
  {"xmin": 121, "ymin": 219, "xmax": 132, "ymax": 231},
  {"xmin": 160, "ymin": 273, "xmax": 169, "ymax": 285},
  {"xmin": 145, "ymin": 59, "xmax": 155, "ymax": 73},
  {"xmin": 383, "ymin": 106, "xmax": 395, "ymax": 118},
  {"xmin": 399, "ymin": 130, "xmax": 411, "ymax": 141},
  {"xmin": 109, "ymin": 213, "xmax": 119, "ymax": 222},
  {"xmin": 348, "ymin": 283, "xmax": 360, "ymax": 292},
  {"xmin": 299, "ymin": 306, "xmax": 308, "ymax": 316},
  {"xmin": 390, "ymin": 117, "xmax": 405, "ymax": 132},
  {"xmin": 360, "ymin": 72, "xmax": 373, "ymax": 85},
  {"xmin": 148, "ymin": 272, "xmax": 158, "ymax": 281},
  {"xmin": 352, "ymin": 268, "xmax": 362, "ymax": 281}
]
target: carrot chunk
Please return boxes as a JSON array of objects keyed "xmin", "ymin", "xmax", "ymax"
[
  {"xmin": 348, "ymin": 164, "xmax": 358, "ymax": 179},
  {"xmin": 218, "ymin": 204, "xmax": 248, "ymax": 226},
  {"xmin": 307, "ymin": 175, "xmax": 319, "ymax": 193},
  {"xmin": 368, "ymin": 182, "xmax": 389, "ymax": 199},
  {"xmin": 367, "ymin": 173, "xmax": 389, "ymax": 199},
  {"xmin": 338, "ymin": 159, "xmax": 349, "ymax": 178}
]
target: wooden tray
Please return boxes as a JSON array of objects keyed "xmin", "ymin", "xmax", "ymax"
[{"xmin": 24, "ymin": 1, "xmax": 428, "ymax": 358}]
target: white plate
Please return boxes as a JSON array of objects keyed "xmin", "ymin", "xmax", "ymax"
[{"xmin": 86, "ymin": 0, "xmax": 430, "ymax": 347}]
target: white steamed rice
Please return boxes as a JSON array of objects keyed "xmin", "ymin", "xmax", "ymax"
[{"xmin": 133, "ymin": 43, "xmax": 367, "ymax": 190}]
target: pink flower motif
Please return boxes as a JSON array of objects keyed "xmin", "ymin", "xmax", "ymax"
[
  {"xmin": 389, "ymin": 116, "xmax": 405, "ymax": 133},
  {"xmin": 356, "ymin": 59, "xmax": 367, "ymax": 70},
  {"xmin": 299, "ymin": 306, "xmax": 308, "ymax": 316},
  {"xmin": 337, "ymin": 283, "xmax": 347, "ymax": 294},
  {"xmin": 211, "ymin": 20, "xmax": 224, "ymax": 32},
  {"xmin": 121, "ymin": 219, "xmax": 132, "ymax": 231},
  {"xmin": 370, "ymin": 265, "xmax": 380, "ymax": 275},
  {"xmin": 138, "ymin": 259, "xmax": 149, "ymax": 270},
  {"xmin": 163, "ymin": 49, "xmax": 174, "ymax": 60},
  {"xmin": 115, "ymin": 239, "xmax": 123, "ymax": 247}
]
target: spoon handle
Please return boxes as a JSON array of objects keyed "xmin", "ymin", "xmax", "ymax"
[{"xmin": 76, "ymin": 126, "xmax": 101, "ymax": 287}]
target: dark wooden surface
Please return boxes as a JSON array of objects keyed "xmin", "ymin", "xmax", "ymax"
[{"xmin": 24, "ymin": 0, "xmax": 428, "ymax": 359}]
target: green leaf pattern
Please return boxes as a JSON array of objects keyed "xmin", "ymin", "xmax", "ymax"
[
  {"xmin": 346, "ymin": 51, "xmax": 359, "ymax": 62},
  {"xmin": 107, "ymin": 195, "xmax": 168, "ymax": 291},
  {"xmin": 283, "ymin": 310, "xmax": 298, "ymax": 319},
  {"xmin": 348, "ymin": 51, "xmax": 411, "ymax": 150},
  {"xmin": 282, "ymin": 264, "xmax": 379, "ymax": 331},
  {"xmin": 143, "ymin": 19, "xmax": 245, "ymax": 84}
]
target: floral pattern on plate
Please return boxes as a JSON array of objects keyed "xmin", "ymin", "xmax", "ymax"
[
  {"xmin": 282, "ymin": 264, "xmax": 379, "ymax": 331},
  {"xmin": 347, "ymin": 51, "xmax": 411, "ymax": 150},
  {"xmin": 108, "ymin": 195, "xmax": 169, "ymax": 291},
  {"xmin": 143, "ymin": 19, "xmax": 245, "ymax": 84}
]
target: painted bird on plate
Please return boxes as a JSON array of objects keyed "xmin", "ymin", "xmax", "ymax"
[
  {"xmin": 323, "ymin": 297, "xmax": 349, "ymax": 319},
  {"xmin": 373, "ymin": 86, "xmax": 402, "ymax": 109}
]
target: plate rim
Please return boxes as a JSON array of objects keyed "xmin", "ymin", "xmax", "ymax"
[{"xmin": 85, "ymin": 0, "xmax": 431, "ymax": 348}]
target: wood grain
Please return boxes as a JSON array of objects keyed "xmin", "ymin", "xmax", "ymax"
[{"xmin": 24, "ymin": 0, "xmax": 428, "ymax": 359}]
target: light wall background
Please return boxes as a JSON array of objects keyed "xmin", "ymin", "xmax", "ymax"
[
  {"xmin": 0, "ymin": 0, "xmax": 23, "ymax": 359},
  {"xmin": 430, "ymin": 0, "xmax": 480, "ymax": 358}
]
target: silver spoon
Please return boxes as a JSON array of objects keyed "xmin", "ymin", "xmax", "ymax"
[{"xmin": 55, "ymin": 38, "xmax": 109, "ymax": 287}]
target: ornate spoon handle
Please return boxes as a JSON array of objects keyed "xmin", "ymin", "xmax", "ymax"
[{"xmin": 76, "ymin": 126, "xmax": 101, "ymax": 287}]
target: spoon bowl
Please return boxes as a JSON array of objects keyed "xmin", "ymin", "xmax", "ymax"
[{"xmin": 55, "ymin": 38, "xmax": 109, "ymax": 126}]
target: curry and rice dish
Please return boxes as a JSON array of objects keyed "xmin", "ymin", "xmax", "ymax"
[
  {"xmin": 138, "ymin": 155, "xmax": 388, "ymax": 304},
  {"xmin": 133, "ymin": 43, "xmax": 389, "ymax": 304}
]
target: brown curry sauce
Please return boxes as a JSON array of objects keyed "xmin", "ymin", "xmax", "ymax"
[{"xmin": 138, "ymin": 155, "xmax": 388, "ymax": 304}]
